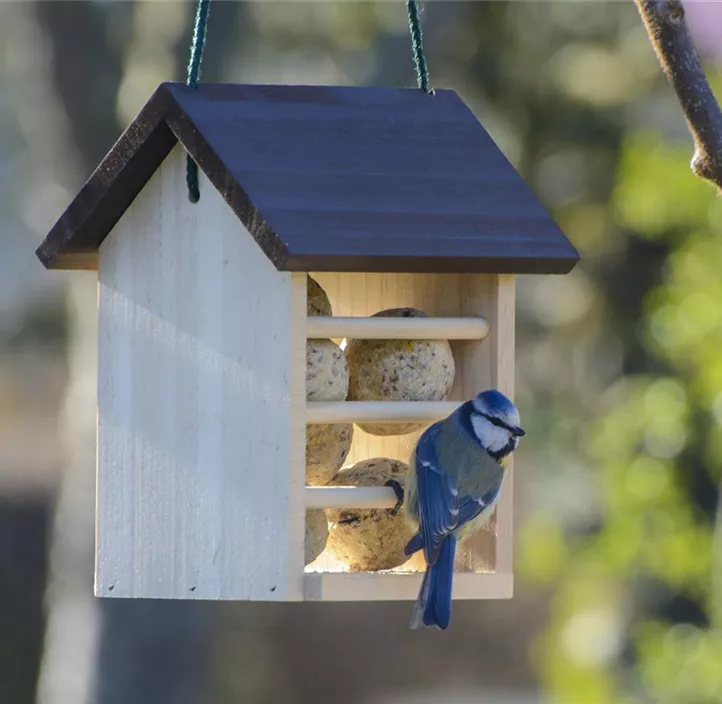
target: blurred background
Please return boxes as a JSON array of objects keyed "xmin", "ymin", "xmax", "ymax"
[{"xmin": 2, "ymin": 2, "xmax": 722, "ymax": 703}]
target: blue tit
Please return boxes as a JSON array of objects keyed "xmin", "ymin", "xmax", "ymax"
[{"xmin": 402, "ymin": 389, "xmax": 524, "ymax": 630}]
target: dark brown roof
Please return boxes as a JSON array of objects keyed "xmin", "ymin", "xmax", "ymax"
[{"xmin": 36, "ymin": 82, "xmax": 578, "ymax": 274}]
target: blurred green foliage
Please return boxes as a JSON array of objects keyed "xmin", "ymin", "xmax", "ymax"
[{"xmin": 519, "ymin": 44, "xmax": 722, "ymax": 701}]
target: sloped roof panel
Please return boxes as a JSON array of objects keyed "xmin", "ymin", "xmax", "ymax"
[{"xmin": 37, "ymin": 82, "xmax": 578, "ymax": 274}]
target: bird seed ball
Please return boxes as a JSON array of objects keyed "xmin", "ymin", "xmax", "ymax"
[
  {"xmin": 305, "ymin": 509, "xmax": 329, "ymax": 566},
  {"xmin": 325, "ymin": 458, "xmax": 415, "ymax": 571},
  {"xmin": 306, "ymin": 276, "xmax": 348, "ymax": 401},
  {"xmin": 307, "ymin": 276, "xmax": 332, "ymax": 317},
  {"xmin": 306, "ymin": 339, "xmax": 349, "ymax": 402},
  {"xmin": 345, "ymin": 308, "xmax": 455, "ymax": 435},
  {"xmin": 305, "ymin": 277, "xmax": 350, "ymax": 482},
  {"xmin": 306, "ymin": 422, "xmax": 354, "ymax": 486}
]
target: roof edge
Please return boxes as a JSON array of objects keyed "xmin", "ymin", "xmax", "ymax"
[
  {"xmin": 283, "ymin": 250, "xmax": 580, "ymax": 275},
  {"xmin": 36, "ymin": 84, "xmax": 177, "ymax": 270}
]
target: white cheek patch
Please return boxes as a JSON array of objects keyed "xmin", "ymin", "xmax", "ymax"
[{"xmin": 470, "ymin": 414, "xmax": 509, "ymax": 452}]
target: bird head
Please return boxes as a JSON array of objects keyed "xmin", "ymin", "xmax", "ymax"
[{"xmin": 468, "ymin": 390, "xmax": 525, "ymax": 459}]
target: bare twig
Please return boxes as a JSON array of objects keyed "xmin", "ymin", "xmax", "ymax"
[{"xmin": 635, "ymin": 0, "xmax": 722, "ymax": 193}]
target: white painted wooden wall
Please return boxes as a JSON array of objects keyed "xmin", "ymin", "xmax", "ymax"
[{"xmin": 96, "ymin": 144, "xmax": 306, "ymax": 600}]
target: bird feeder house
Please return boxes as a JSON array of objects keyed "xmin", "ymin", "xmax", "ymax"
[{"xmin": 37, "ymin": 83, "xmax": 578, "ymax": 602}]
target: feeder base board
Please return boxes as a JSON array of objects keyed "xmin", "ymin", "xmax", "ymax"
[{"xmin": 303, "ymin": 571, "xmax": 513, "ymax": 601}]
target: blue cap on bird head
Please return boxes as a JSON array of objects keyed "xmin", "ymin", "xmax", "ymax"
[{"xmin": 471, "ymin": 390, "xmax": 525, "ymax": 437}]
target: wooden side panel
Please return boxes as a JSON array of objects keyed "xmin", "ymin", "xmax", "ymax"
[
  {"xmin": 487, "ymin": 275, "xmax": 515, "ymax": 577},
  {"xmin": 310, "ymin": 273, "xmax": 509, "ymax": 579},
  {"xmin": 96, "ymin": 144, "xmax": 305, "ymax": 601},
  {"xmin": 459, "ymin": 275, "xmax": 515, "ymax": 582}
]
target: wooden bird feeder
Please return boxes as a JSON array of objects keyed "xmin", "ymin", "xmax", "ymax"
[{"xmin": 36, "ymin": 83, "xmax": 578, "ymax": 602}]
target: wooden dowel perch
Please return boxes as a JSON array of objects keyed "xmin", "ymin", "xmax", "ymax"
[
  {"xmin": 305, "ymin": 486, "xmax": 399, "ymax": 510},
  {"xmin": 306, "ymin": 316, "xmax": 489, "ymax": 340},
  {"xmin": 306, "ymin": 401, "xmax": 460, "ymax": 425}
]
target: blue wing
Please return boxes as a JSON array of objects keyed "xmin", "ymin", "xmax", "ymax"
[
  {"xmin": 414, "ymin": 423, "xmax": 460, "ymax": 566},
  {"xmin": 414, "ymin": 422, "xmax": 503, "ymax": 565},
  {"xmin": 455, "ymin": 496, "xmax": 486, "ymax": 527},
  {"xmin": 455, "ymin": 486, "xmax": 500, "ymax": 526}
]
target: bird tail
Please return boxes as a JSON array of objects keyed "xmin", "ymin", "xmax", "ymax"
[{"xmin": 410, "ymin": 536, "xmax": 457, "ymax": 630}]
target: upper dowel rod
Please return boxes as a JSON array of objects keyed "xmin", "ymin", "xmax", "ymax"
[
  {"xmin": 306, "ymin": 401, "xmax": 460, "ymax": 424},
  {"xmin": 306, "ymin": 316, "xmax": 489, "ymax": 340}
]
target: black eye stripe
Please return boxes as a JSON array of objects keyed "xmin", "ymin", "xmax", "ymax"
[{"xmin": 479, "ymin": 412, "xmax": 513, "ymax": 432}]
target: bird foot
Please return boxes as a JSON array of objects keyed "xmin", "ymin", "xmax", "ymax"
[{"xmin": 385, "ymin": 480, "xmax": 405, "ymax": 516}]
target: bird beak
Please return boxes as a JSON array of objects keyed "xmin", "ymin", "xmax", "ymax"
[{"xmin": 512, "ymin": 426, "xmax": 526, "ymax": 437}]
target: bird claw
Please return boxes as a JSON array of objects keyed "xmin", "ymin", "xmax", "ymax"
[{"xmin": 385, "ymin": 480, "xmax": 405, "ymax": 516}]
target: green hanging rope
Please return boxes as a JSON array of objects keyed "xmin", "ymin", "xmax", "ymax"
[
  {"xmin": 183, "ymin": 0, "xmax": 428, "ymax": 201},
  {"xmin": 186, "ymin": 0, "xmax": 211, "ymax": 203},
  {"xmin": 406, "ymin": 0, "xmax": 431, "ymax": 93}
]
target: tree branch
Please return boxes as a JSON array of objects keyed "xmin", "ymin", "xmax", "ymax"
[{"xmin": 635, "ymin": 0, "xmax": 722, "ymax": 193}]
